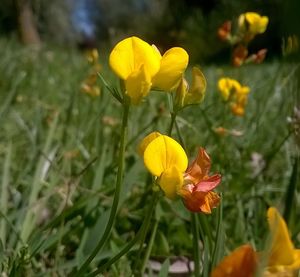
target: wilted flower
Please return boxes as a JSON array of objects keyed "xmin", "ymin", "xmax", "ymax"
[
  {"xmin": 140, "ymin": 132, "xmax": 221, "ymax": 213},
  {"xmin": 174, "ymin": 67, "xmax": 206, "ymax": 109}
]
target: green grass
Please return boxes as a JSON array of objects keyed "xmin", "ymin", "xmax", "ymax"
[{"xmin": 0, "ymin": 37, "xmax": 299, "ymax": 275}]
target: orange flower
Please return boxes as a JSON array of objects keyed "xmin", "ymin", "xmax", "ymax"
[
  {"xmin": 232, "ymin": 45, "xmax": 248, "ymax": 67},
  {"xmin": 211, "ymin": 244, "xmax": 258, "ymax": 277},
  {"xmin": 179, "ymin": 148, "xmax": 221, "ymax": 213},
  {"xmin": 218, "ymin": 21, "xmax": 232, "ymax": 41}
]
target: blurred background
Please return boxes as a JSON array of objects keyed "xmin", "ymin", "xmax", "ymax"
[{"xmin": 0, "ymin": 0, "xmax": 299, "ymax": 63}]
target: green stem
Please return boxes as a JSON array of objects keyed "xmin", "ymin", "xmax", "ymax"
[
  {"xmin": 168, "ymin": 112, "xmax": 177, "ymax": 136},
  {"xmin": 75, "ymin": 102, "xmax": 130, "ymax": 276},
  {"xmin": 192, "ymin": 213, "xmax": 200, "ymax": 277},
  {"xmin": 87, "ymin": 192, "xmax": 159, "ymax": 276},
  {"xmin": 140, "ymin": 218, "xmax": 159, "ymax": 275}
]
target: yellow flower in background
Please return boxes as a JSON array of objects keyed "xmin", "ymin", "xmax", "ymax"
[
  {"xmin": 265, "ymin": 207, "xmax": 300, "ymax": 275},
  {"xmin": 238, "ymin": 12, "xmax": 269, "ymax": 36},
  {"xmin": 109, "ymin": 36, "xmax": 160, "ymax": 105},
  {"xmin": 140, "ymin": 132, "xmax": 221, "ymax": 213},
  {"xmin": 175, "ymin": 67, "xmax": 207, "ymax": 109},
  {"xmin": 152, "ymin": 47, "xmax": 189, "ymax": 92},
  {"xmin": 218, "ymin": 77, "xmax": 250, "ymax": 116}
]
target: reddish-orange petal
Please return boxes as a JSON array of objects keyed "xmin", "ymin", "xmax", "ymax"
[
  {"xmin": 185, "ymin": 148, "xmax": 211, "ymax": 184},
  {"xmin": 194, "ymin": 174, "xmax": 222, "ymax": 192},
  {"xmin": 181, "ymin": 190, "xmax": 220, "ymax": 214},
  {"xmin": 211, "ymin": 244, "xmax": 258, "ymax": 277}
]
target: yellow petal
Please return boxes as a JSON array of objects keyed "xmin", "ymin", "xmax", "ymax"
[
  {"xmin": 152, "ymin": 47, "xmax": 189, "ymax": 92},
  {"xmin": 184, "ymin": 67, "xmax": 207, "ymax": 105},
  {"xmin": 109, "ymin": 36, "xmax": 161, "ymax": 80},
  {"xmin": 245, "ymin": 13, "xmax": 268, "ymax": 34},
  {"xmin": 125, "ymin": 65, "xmax": 151, "ymax": 105},
  {"xmin": 138, "ymin": 132, "xmax": 162, "ymax": 156},
  {"xmin": 267, "ymin": 207, "xmax": 295, "ymax": 267},
  {"xmin": 143, "ymin": 135, "xmax": 188, "ymax": 177},
  {"xmin": 159, "ymin": 166, "xmax": 183, "ymax": 199}
]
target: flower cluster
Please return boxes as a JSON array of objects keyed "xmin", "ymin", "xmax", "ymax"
[
  {"xmin": 109, "ymin": 36, "xmax": 206, "ymax": 106},
  {"xmin": 81, "ymin": 49, "xmax": 101, "ymax": 97},
  {"xmin": 139, "ymin": 132, "xmax": 221, "ymax": 213},
  {"xmin": 218, "ymin": 12, "xmax": 269, "ymax": 67},
  {"xmin": 218, "ymin": 77, "xmax": 250, "ymax": 116},
  {"xmin": 211, "ymin": 207, "xmax": 300, "ymax": 276}
]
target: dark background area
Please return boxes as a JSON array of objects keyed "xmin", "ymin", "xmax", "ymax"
[{"xmin": 0, "ymin": 0, "xmax": 299, "ymax": 63}]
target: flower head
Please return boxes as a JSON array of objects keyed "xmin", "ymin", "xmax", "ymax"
[
  {"xmin": 109, "ymin": 36, "xmax": 161, "ymax": 104},
  {"xmin": 152, "ymin": 46, "xmax": 189, "ymax": 92},
  {"xmin": 238, "ymin": 12, "xmax": 269, "ymax": 37},
  {"xmin": 211, "ymin": 244, "xmax": 257, "ymax": 277},
  {"xmin": 265, "ymin": 207, "xmax": 300, "ymax": 275},
  {"xmin": 140, "ymin": 132, "xmax": 221, "ymax": 213},
  {"xmin": 218, "ymin": 78, "xmax": 250, "ymax": 116}
]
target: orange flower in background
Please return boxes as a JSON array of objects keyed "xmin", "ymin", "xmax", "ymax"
[
  {"xmin": 140, "ymin": 133, "xmax": 221, "ymax": 213},
  {"xmin": 211, "ymin": 244, "xmax": 257, "ymax": 277},
  {"xmin": 232, "ymin": 45, "xmax": 248, "ymax": 67},
  {"xmin": 218, "ymin": 21, "xmax": 232, "ymax": 41}
]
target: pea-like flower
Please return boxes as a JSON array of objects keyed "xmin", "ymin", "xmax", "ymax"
[
  {"xmin": 140, "ymin": 132, "xmax": 221, "ymax": 213},
  {"xmin": 265, "ymin": 207, "xmax": 300, "ymax": 275},
  {"xmin": 218, "ymin": 78, "xmax": 250, "ymax": 116},
  {"xmin": 109, "ymin": 36, "xmax": 190, "ymax": 105},
  {"xmin": 109, "ymin": 36, "xmax": 161, "ymax": 105},
  {"xmin": 238, "ymin": 12, "xmax": 269, "ymax": 37}
]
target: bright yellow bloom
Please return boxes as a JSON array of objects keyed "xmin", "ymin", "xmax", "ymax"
[
  {"xmin": 175, "ymin": 67, "xmax": 206, "ymax": 109},
  {"xmin": 140, "ymin": 133, "xmax": 221, "ymax": 212},
  {"xmin": 152, "ymin": 47, "xmax": 189, "ymax": 92},
  {"xmin": 109, "ymin": 36, "xmax": 161, "ymax": 104},
  {"xmin": 142, "ymin": 132, "xmax": 188, "ymax": 199},
  {"xmin": 238, "ymin": 12, "xmax": 269, "ymax": 35},
  {"xmin": 265, "ymin": 207, "xmax": 300, "ymax": 275}
]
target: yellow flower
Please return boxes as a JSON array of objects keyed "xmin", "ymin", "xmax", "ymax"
[
  {"xmin": 238, "ymin": 12, "xmax": 269, "ymax": 35},
  {"xmin": 152, "ymin": 47, "xmax": 189, "ymax": 92},
  {"xmin": 218, "ymin": 77, "xmax": 250, "ymax": 117},
  {"xmin": 109, "ymin": 36, "xmax": 161, "ymax": 105},
  {"xmin": 265, "ymin": 207, "xmax": 300, "ymax": 275},
  {"xmin": 218, "ymin": 78, "xmax": 242, "ymax": 101},
  {"xmin": 141, "ymin": 132, "xmax": 188, "ymax": 199},
  {"xmin": 175, "ymin": 67, "xmax": 207, "ymax": 109}
]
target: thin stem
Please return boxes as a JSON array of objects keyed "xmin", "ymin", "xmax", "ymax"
[
  {"xmin": 168, "ymin": 112, "xmax": 177, "ymax": 136},
  {"xmin": 140, "ymin": 218, "xmax": 159, "ymax": 274},
  {"xmin": 87, "ymin": 191, "xmax": 159, "ymax": 276},
  {"xmin": 75, "ymin": 102, "xmax": 130, "ymax": 276},
  {"xmin": 192, "ymin": 213, "xmax": 200, "ymax": 277}
]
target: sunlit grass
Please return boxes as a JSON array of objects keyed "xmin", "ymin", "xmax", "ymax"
[{"xmin": 0, "ymin": 38, "xmax": 298, "ymax": 275}]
